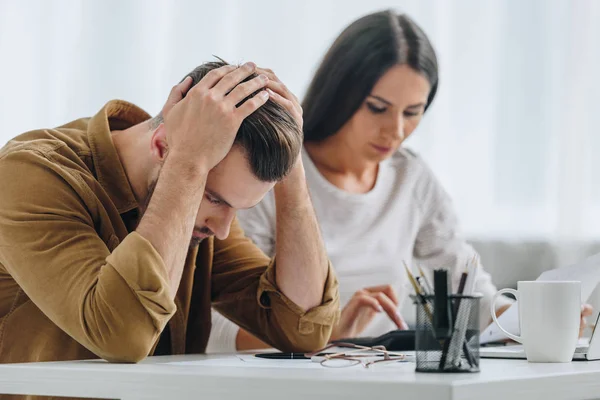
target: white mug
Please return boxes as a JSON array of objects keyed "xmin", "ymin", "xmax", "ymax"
[{"xmin": 491, "ymin": 281, "xmax": 580, "ymax": 363}]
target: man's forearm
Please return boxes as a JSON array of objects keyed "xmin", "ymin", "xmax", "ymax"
[
  {"xmin": 136, "ymin": 154, "xmax": 207, "ymax": 297},
  {"xmin": 273, "ymin": 165, "xmax": 328, "ymax": 311}
]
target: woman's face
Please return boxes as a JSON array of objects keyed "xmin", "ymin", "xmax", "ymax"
[{"xmin": 337, "ymin": 64, "xmax": 432, "ymax": 162}]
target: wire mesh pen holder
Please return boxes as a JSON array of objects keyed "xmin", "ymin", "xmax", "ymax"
[{"xmin": 411, "ymin": 294, "xmax": 481, "ymax": 373}]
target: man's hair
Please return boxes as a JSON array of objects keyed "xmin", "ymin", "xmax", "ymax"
[{"xmin": 150, "ymin": 61, "xmax": 302, "ymax": 182}]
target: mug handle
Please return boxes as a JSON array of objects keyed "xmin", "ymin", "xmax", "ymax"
[{"xmin": 490, "ymin": 288, "xmax": 522, "ymax": 343}]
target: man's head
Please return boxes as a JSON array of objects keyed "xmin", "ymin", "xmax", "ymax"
[{"xmin": 144, "ymin": 61, "xmax": 303, "ymax": 246}]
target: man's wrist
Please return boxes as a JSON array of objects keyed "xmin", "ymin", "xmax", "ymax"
[
  {"xmin": 274, "ymin": 158, "xmax": 307, "ymax": 195},
  {"xmin": 165, "ymin": 151, "xmax": 210, "ymax": 182}
]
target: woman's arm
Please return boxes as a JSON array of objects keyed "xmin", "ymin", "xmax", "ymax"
[{"xmin": 206, "ymin": 310, "xmax": 240, "ymax": 353}]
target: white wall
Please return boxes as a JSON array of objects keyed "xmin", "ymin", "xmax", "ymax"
[{"xmin": 1, "ymin": 0, "xmax": 599, "ymax": 245}]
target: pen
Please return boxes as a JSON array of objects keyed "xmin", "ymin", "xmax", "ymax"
[
  {"xmin": 440, "ymin": 269, "xmax": 471, "ymax": 369},
  {"xmin": 433, "ymin": 269, "xmax": 451, "ymax": 339},
  {"xmin": 254, "ymin": 352, "xmax": 310, "ymax": 360}
]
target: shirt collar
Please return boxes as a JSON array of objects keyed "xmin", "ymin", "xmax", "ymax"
[{"xmin": 87, "ymin": 100, "xmax": 151, "ymax": 214}]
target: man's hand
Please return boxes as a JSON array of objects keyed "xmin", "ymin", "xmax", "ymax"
[
  {"xmin": 330, "ymin": 285, "xmax": 409, "ymax": 341},
  {"xmin": 164, "ymin": 62, "xmax": 270, "ymax": 171},
  {"xmin": 257, "ymin": 67, "xmax": 303, "ymax": 130},
  {"xmin": 259, "ymin": 66, "xmax": 305, "ymax": 184},
  {"xmin": 161, "ymin": 76, "xmax": 193, "ymax": 117}
]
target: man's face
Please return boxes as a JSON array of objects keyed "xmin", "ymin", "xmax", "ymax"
[{"xmin": 169, "ymin": 146, "xmax": 276, "ymax": 247}]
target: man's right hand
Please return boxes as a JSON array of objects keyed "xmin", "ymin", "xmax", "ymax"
[
  {"xmin": 163, "ymin": 62, "xmax": 270, "ymax": 172},
  {"xmin": 330, "ymin": 285, "xmax": 409, "ymax": 341}
]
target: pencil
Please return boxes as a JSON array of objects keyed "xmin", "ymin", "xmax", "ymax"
[
  {"xmin": 404, "ymin": 261, "xmax": 433, "ymax": 322},
  {"xmin": 417, "ymin": 265, "xmax": 433, "ymax": 294}
]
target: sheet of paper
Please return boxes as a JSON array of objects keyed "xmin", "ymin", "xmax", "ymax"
[
  {"xmin": 480, "ymin": 251, "xmax": 600, "ymax": 344},
  {"xmin": 480, "ymin": 303, "xmax": 519, "ymax": 344},
  {"xmin": 537, "ymin": 253, "xmax": 600, "ymax": 302},
  {"xmin": 167, "ymin": 352, "xmax": 412, "ymax": 369},
  {"xmin": 168, "ymin": 355, "xmax": 323, "ymax": 369}
]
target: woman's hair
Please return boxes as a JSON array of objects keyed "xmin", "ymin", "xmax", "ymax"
[{"xmin": 302, "ymin": 10, "xmax": 438, "ymax": 142}]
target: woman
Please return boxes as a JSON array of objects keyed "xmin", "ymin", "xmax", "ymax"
[{"xmin": 206, "ymin": 10, "xmax": 591, "ymax": 352}]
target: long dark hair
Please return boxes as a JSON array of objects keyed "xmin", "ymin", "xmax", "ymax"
[{"xmin": 302, "ymin": 10, "xmax": 438, "ymax": 142}]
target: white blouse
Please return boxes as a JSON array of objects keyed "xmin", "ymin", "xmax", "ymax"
[{"xmin": 205, "ymin": 148, "xmax": 511, "ymax": 353}]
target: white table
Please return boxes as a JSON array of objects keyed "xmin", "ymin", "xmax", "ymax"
[{"xmin": 1, "ymin": 354, "xmax": 600, "ymax": 400}]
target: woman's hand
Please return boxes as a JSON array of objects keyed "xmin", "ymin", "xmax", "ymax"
[
  {"xmin": 495, "ymin": 303, "xmax": 593, "ymax": 339},
  {"xmin": 580, "ymin": 304, "xmax": 594, "ymax": 338},
  {"xmin": 330, "ymin": 285, "xmax": 409, "ymax": 341}
]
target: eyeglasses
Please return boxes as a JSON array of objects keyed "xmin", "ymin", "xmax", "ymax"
[{"xmin": 305, "ymin": 342, "xmax": 407, "ymax": 368}]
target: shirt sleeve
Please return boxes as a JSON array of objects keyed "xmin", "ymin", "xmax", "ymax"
[
  {"xmin": 0, "ymin": 149, "xmax": 176, "ymax": 362},
  {"xmin": 205, "ymin": 309, "xmax": 240, "ymax": 353},
  {"xmin": 412, "ymin": 159, "xmax": 511, "ymax": 331},
  {"xmin": 210, "ymin": 217, "xmax": 339, "ymax": 353}
]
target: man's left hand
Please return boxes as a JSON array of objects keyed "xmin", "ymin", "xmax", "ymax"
[
  {"xmin": 256, "ymin": 67, "xmax": 303, "ymax": 130},
  {"xmin": 257, "ymin": 67, "xmax": 305, "ymax": 183}
]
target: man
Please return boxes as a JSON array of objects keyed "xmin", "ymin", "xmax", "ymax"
[{"xmin": 0, "ymin": 60, "xmax": 339, "ymax": 364}]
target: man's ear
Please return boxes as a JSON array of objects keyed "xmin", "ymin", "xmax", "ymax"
[{"xmin": 150, "ymin": 123, "xmax": 168, "ymax": 162}]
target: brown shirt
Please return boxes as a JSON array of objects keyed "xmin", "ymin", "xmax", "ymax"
[{"xmin": 0, "ymin": 100, "xmax": 339, "ymax": 368}]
